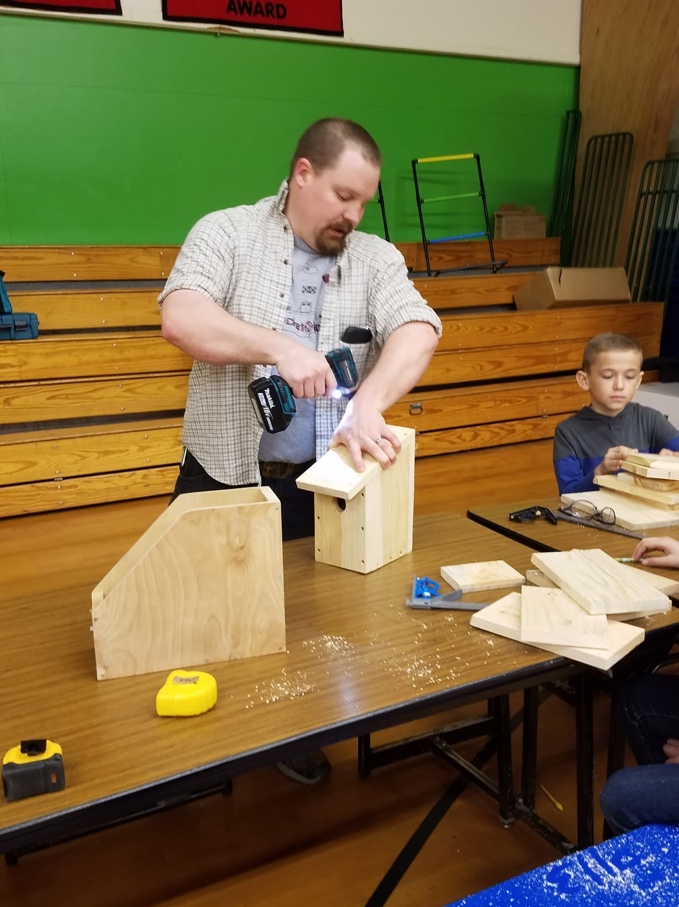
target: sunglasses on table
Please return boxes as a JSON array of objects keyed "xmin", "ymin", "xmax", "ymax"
[{"xmin": 558, "ymin": 499, "xmax": 616, "ymax": 525}]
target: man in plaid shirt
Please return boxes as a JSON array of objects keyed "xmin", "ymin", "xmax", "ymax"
[{"xmin": 160, "ymin": 118, "xmax": 441, "ymax": 783}]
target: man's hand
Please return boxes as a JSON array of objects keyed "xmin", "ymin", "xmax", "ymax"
[
  {"xmin": 276, "ymin": 348, "xmax": 337, "ymax": 399},
  {"xmin": 328, "ymin": 400, "xmax": 401, "ymax": 472},
  {"xmin": 594, "ymin": 445, "xmax": 638, "ymax": 476}
]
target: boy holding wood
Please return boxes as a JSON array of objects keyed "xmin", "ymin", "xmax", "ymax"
[{"xmin": 553, "ymin": 332, "xmax": 679, "ymax": 494}]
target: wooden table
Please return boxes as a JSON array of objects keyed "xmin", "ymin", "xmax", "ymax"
[
  {"xmin": 468, "ymin": 497, "xmax": 679, "ymax": 563},
  {"xmin": 0, "ymin": 504, "xmax": 586, "ymax": 861},
  {"xmin": 467, "ymin": 497, "xmax": 679, "ymax": 797}
]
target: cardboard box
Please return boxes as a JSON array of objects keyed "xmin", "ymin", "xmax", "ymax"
[
  {"xmin": 513, "ymin": 267, "xmax": 631, "ymax": 310},
  {"xmin": 494, "ymin": 203, "xmax": 547, "ymax": 240}
]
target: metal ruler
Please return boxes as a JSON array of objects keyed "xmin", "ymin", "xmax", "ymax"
[{"xmin": 555, "ymin": 510, "xmax": 645, "ymax": 540}]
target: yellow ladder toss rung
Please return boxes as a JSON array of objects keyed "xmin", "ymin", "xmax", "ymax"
[
  {"xmin": 416, "ymin": 153, "xmax": 476, "ymax": 164},
  {"xmin": 422, "ymin": 191, "xmax": 481, "ymax": 204}
]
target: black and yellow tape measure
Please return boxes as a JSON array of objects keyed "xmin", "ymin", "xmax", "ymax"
[{"xmin": 2, "ymin": 739, "xmax": 65, "ymax": 802}]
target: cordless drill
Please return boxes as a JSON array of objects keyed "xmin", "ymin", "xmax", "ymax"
[{"xmin": 248, "ymin": 347, "xmax": 358, "ymax": 434}]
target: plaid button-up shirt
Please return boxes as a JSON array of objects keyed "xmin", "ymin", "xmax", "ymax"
[{"xmin": 159, "ymin": 182, "xmax": 442, "ymax": 485}]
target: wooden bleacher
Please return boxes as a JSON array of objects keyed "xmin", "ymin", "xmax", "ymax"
[
  {"xmin": 0, "ymin": 246, "xmax": 187, "ymax": 518},
  {"xmin": 0, "ymin": 240, "xmax": 664, "ymax": 519}
]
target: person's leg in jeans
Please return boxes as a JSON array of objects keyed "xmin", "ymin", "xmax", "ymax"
[
  {"xmin": 261, "ymin": 474, "xmax": 315, "ymax": 541},
  {"xmin": 170, "ymin": 449, "xmax": 253, "ymax": 500},
  {"xmin": 601, "ymin": 674, "xmax": 679, "ymax": 833},
  {"xmin": 601, "ymin": 763, "xmax": 679, "ymax": 834},
  {"xmin": 618, "ymin": 674, "xmax": 679, "ymax": 765}
]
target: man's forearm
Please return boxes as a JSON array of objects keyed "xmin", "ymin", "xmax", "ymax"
[
  {"xmin": 161, "ymin": 289, "xmax": 289, "ymax": 366},
  {"xmin": 352, "ymin": 321, "xmax": 438, "ymax": 412}
]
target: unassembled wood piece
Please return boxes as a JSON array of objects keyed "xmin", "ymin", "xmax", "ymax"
[
  {"xmin": 526, "ymin": 564, "xmax": 679, "ymax": 600},
  {"xmin": 527, "ymin": 566, "xmax": 675, "ymax": 619},
  {"xmin": 622, "ymin": 453, "xmax": 679, "ymax": 479},
  {"xmin": 91, "ymin": 488, "xmax": 286, "ymax": 680},
  {"xmin": 440, "ymin": 560, "xmax": 524, "ymax": 592},
  {"xmin": 471, "ymin": 592, "xmax": 645, "ymax": 671},
  {"xmin": 297, "ymin": 426, "xmax": 415, "ymax": 574},
  {"xmin": 525, "ymin": 569, "xmax": 557, "ymax": 588},
  {"xmin": 621, "ymin": 474, "xmax": 679, "ymax": 492},
  {"xmin": 595, "ymin": 473, "xmax": 679, "ymax": 509},
  {"xmin": 520, "ymin": 585, "xmax": 609, "ymax": 648},
  {"xmin": 560, "ymin": 490, "xmax": 679, "ymax": 529},
  {"xmin": 531, "ymin": 549, "xmax": 671, "ymax": 615}
]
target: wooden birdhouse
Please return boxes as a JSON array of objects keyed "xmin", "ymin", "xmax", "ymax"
[
  {"xmin": 91, "ymin": 487, "xmax": 285, "ymax": 680},
  {"xmin": 296, "ymin": 425, "xmax": 416, "ymax": 574}
]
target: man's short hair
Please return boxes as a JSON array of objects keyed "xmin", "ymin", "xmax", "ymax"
[
  {"xmin": 289, "ymin": 118, "xmax": 382, "ymax": 178},
  {"xmin": 581, "ymin": 332, "xmax": 643, "ymax": 371}
]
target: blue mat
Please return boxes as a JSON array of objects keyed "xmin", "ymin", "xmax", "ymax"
[{"xmin": 446, "ymin": 825, "xmax": 679, "ymax": 906}]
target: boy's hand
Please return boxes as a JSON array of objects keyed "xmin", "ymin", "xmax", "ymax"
[
  {"xmin": 595, "ymin": 445, "xmax": 638, "ymax": 476},
  {"xmin": 658, "ymin": 449, "xmax": 679, "ymax": 459}
]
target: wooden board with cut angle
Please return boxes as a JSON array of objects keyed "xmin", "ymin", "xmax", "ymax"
[
  {"xmin": 440, "ymin": 560, "xmax": 524, "ymax": 593},
  {"xmin": 531, "ymin": 548, "xmax": 671, "ymax": 615},
  {"xmin": 471, "ymin": 592, "xmax": 645, "ymax": 670},
  {"xmin": 520, "ymin": 585, "xmax": 609, "ymax": 648}
]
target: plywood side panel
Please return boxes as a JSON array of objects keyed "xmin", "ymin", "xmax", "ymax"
[{"xmin": 92, "ymin": 489, "xmax": 285, "ymax": 680}]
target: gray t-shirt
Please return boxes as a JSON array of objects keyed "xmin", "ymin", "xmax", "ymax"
[{"xmin": 258, "ymin": 235, "xmax": 334, "ymax": 463}]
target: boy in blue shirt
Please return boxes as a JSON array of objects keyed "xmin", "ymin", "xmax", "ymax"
[{"xmin": 553, "ymin": 332, "xmax": 679, "ymax": 494}]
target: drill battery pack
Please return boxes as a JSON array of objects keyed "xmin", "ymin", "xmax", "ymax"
[
  {"xmin": 248, "ymin": 374, "xmax": 296, "ymax": 434},
  {"xmin": 2, "ymin": 739, "xmax": 65, "ymax": 802}
]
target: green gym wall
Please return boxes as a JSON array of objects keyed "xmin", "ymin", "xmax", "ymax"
[{"xmin": 0, "ymin": 13, "xmax": 578, "ymax": 245}]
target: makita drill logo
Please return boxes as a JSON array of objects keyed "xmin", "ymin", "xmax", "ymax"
[
  {"xmin": 257, "ymin": 388, "xmax": 275, "ymax": 431},
  {"xmin": 226, "ymin": 1, "xmax": 287, "ymax": 19}
]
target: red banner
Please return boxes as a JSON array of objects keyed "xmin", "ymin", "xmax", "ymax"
[
  {"xmin": 0, "ymin": 0, "xmax": 120, "ymax": 11},
  {"xmin": 162, "ymin": 1, "xmax": 343, "ymax": 37}
]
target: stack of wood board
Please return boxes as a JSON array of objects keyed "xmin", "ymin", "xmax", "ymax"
[
  {"xmin": 561, "ymin": 489, "xmax": 679, "ymax": 530},
  {"xmin": 470, "ymin": 548, "xmax": 670, "ymax": 669},
  {"xmin": 595, "ymin": 472, "xmax": 679, "ymax": 509},
  {"xmin": 593, "ymin": 453, "xmax": 679, "ymax": 510},
  {"xmin": 531, "ymin": 549, "xmax": 671, "ymax": 614},
  {"xmin": 471, "ymin": 592, "xmax": 645, "ymax": 671},
  {"xmin": 526, "ymin": 563, "xmax": 677, "ymax": 620},
  {"xmin": 623, "ymin": 452, "xmax": 679, "ymax": 480}
]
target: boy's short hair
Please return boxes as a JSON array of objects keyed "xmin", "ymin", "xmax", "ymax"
[
  {"xmin": 288, "ymin": 118, "xmax": 382, "ymax": 179},
  {"xmin": 581, "ymin": 333, "xmax": 643, "ymax": 371}
]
